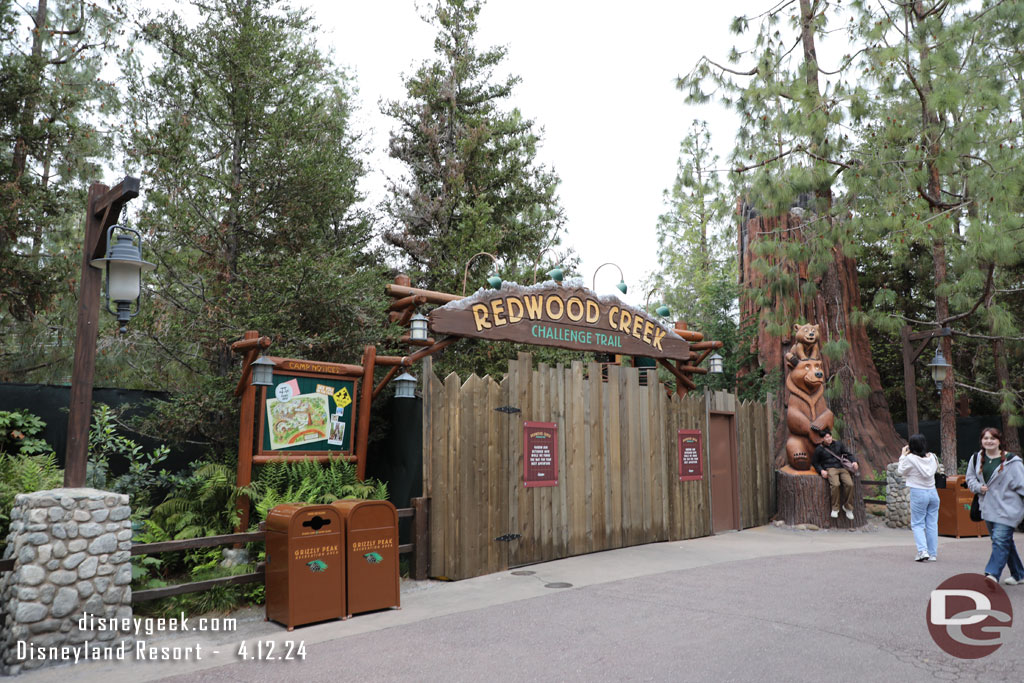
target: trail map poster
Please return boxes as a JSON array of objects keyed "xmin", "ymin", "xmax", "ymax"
[
  {"xmin": 266, "ymin": 393, "xmax": 330, "ymax": 449},
  {"xmin": 260, "ymin": 371, "xmax": 356, "ymax": 455},
  {"xmin": 524, "ymin": 421, "xmax": 558, "ymax": 487}
]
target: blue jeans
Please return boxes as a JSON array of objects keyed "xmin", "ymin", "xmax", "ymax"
[
  {"xmin": 984, "ymin": 521, "xmax": 1024, "ymax": 580},
  {"xmin": 909, "ymin": 487, "xmax": 939, "ymax": 557}
]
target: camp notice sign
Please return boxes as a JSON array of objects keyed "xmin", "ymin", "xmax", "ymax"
[
  {"xmin": 678, "ymin": 429, "xmax": 703, "ymax": 481},
  {"xmin": 524, "ymin": 422, "xmax": 558, "ymax": 487},
  {"xmin": 429, "ymin": 283, "xmax": 689, "ymax": 360},
  {"xmin": 259, "ymin": 361, "xmax": 357, "ymax": 456}
]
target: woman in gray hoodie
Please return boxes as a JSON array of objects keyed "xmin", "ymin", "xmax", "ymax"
[{"xmin": 965, "ymin": 427, "xmax": 1024, "ymax": 586}]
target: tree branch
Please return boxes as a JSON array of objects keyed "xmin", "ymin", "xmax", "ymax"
[{"xmin": 941, "ymin": 262, "xmax": 994, "ymax": 325}]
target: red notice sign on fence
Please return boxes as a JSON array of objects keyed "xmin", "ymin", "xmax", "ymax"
[
  {"xmin": 524, "ymin": 421, "xmax": 558, "ymax": 487},
  {"xmin": 678, "ymin": 429, "xmax": 703, "ymax": 481}
]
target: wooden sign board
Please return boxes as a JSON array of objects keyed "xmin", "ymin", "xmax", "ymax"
[
  {"xmin": 524, "ymin": 421, "xmax": 558, "ymax": 487},
  {"xmin": 678, "ymin": 429, "xmax": 703, "ymax": 481},
  {"xmin": 256, "ymin": 358, "xmax": 359, "ymax": 458},
  {"xmin": 429, "ymin": 284, "xmax": 689, "ymax": 360}
]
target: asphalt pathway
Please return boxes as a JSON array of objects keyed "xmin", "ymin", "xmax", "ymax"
[{"xmin": 12, "ymin": 524, "xmax": 1024, "ymax": 682}]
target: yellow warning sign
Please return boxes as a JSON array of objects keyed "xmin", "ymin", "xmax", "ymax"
[{"xmin": 334, "ymin": 387, "xmax": 352, "ymax": 409}]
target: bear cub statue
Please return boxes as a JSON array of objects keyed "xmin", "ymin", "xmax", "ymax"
[{"xmin": 785, "ymin": 323, "xmax": 821, "ymax": 368}]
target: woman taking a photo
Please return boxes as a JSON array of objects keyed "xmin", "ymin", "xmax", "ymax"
[
  {"xmin": 898, "ymin": 434, "xmax": 939, "ymax": 561},
  {"xmin": 965, "ymin": 427, "xmax": 1024, "ymax": 586}
]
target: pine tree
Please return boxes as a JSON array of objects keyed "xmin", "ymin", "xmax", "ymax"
[
  {"xmin": 652, "ymin": 121, "xmax": 738, "ymax": 394},
  {"xmin": 848, "ymin": 0, "xmax": 1024, "ymax": 460},
  {"xmin": 1, "ymin": 0, "xmax": 122, "ymax": 355},
  {"xmin": 680, "ymin": 0, "xmax": 902, "ymax": 473},
  {"xmin": 382, "ymin": 0, "xmax": 565, "ymax": 298},
  {"xmin": 121, "ymin": 0, "xmax": 387, "ymax": 446}
]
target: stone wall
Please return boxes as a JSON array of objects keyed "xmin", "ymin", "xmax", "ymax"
[
  {"xmin": 885, "ymin": 463, "xmax": 910, "ymax": 528},
  {"xmin": 0, "ymin": 488, "xmax": 132, "ymax": 675}
]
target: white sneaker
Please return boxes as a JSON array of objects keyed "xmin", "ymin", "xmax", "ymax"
[
  {"xmin": 915, "ymin": 551, "xmax": 930, "ymax": 562},
  {"xmin": 1003, "ymin": 576, "xmax": 1021, "ymax": 586},
  {"xmin": 984, "ymin": 574, "xmax": 999, "ymax": 587},
  {"xmin": 927, "ymin": 556, "xmax": 937, "ymax": 562},
  {"xmin": 844, "ymin": 508, "xmax": 854, "ymax": 520},
  {"xmin": 830, "ymin": 510, "xmax": 839, "ymax": 519}
]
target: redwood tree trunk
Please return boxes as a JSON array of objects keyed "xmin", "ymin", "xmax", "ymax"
[{"xmin": 740, "ymin": 210, "xmax": 903, "ymax": 478}]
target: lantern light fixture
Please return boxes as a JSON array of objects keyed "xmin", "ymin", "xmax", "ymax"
[
  {"xmin": 655, "ymin": 304, "xmax": 671, "ymax": 318},
  {"xmin": 394, "ymin": 371, "xmax": 418, "ymax": 399},
  {"xmin": 250, "ymin": 355, "xmax": 276, "ymax": 387},
  {"xmin": 410, "ymin": 313, "xmax": 429, "ymax": 341},
  {"xmin": 708, "ymin": 352, "xmax": 724, "ymax": 374},
  {"xmin": 927, "ymin": 346, "xmax": 952, "ymax": 394},
  {"xmin": 547, "ymin": 267, "xmax": 564, "ymax": 283},
  {"xmin": 88, "ymin": 225, "xmax": 155, "ymax": 333}
]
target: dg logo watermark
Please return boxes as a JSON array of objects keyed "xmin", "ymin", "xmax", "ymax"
[{"xmin": 927, "ymin": 574, "xmax": 1014, "ymax": 659}]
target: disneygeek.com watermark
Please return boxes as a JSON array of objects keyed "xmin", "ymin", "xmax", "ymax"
[
  {"xmin": 927, "ymin": 573, "xmax": 1014, "ymax": 659},
  {"xmin": 16, "ymin": 612, "xmax": 237, "ymax": 664}
]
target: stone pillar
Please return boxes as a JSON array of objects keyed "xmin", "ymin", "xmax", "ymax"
[
  {"xmin": 0, "ymin": 489, "xmax": 133, "ymax": 675},
  {"xmin": 885, "ymin": 463, "xmax": 910, "ymax": 528}
]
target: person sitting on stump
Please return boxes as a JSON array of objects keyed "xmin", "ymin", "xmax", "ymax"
[{"xmin": 812, "ymin": 429, "xmax": 859, "ymax": 520}]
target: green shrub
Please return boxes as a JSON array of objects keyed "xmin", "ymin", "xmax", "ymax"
[
  {"xmin": 133, "ymin": 456, "xmax": 388, "ymax": 617},
  {"xmin": 252, "ymin": 457, "xmax": 388, "ymax": 520},
  {"xmin": 86, "ymin": 404, "xmax": 172, "ymax": 512},
  {"xmin": 0, "ymin": 410, "xmax": 63, "ymax": 552}
]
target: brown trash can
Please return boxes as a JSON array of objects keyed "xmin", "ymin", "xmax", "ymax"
[
  {"xmin": 265, "ymin": 504, "xmax": 346, "ymax": 629},
  {"xmin": 937, "ymin": 475, "xmax": 989, "ymax": 538},
  {"xmin": 332, "ymin": 499, "xmax": 400, "ymax": 615}
]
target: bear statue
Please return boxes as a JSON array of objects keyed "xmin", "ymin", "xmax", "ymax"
[
  {"xmin": 785, "ymin": 358, "xmax": 834, "ymax": 471},
  {"xmin": 785, "ymin": 323, "xmax": 821, "ymax": 368}
]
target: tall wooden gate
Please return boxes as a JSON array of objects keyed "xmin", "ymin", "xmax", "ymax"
[{"xmin": 422, "ymin": 353, "xmax": 774, "ymax": 580}]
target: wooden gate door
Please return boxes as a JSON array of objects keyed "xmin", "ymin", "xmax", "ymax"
[{"xmin": 709, "ymin": 411, "xmax": 740, "ymax": 532}]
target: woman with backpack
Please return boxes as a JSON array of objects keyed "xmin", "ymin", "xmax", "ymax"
[
  {"xmin": 898, "ymin": 434, "xmax": 940, "ymax": 561},
  {"xmin": 965, "ymin": 427, "xmax": 1024, "ymax": 587}
]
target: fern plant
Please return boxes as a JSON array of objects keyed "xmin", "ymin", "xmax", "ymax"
[
  {"xmin": 252, "ymin": 457, "xmax": 387, "ymax": 521},
  {"xmin": 151, "ymin": 461, "xmax": 255, "ymax": 539},
  {"xmin": 0, "ymin": 410, "xmax": 63, "ymax": 552}
]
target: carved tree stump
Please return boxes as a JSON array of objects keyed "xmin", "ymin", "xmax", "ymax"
[{"xmin": 776, "ymin": 467, "xmax": 867, "ymax": 527}]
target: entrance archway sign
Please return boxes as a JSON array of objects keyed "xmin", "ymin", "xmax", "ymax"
[{"xmin": 429, "ymin": 283, "xmax": 690, "ymax": 360}]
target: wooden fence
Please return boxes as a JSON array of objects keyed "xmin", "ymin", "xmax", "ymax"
[
  {"xmin": 423, "ymin": 353, "xmax": 774, "ymax": 581},
  {"xmin": 0, "ymin": 501, "xmax": 429, "ymax": 604}
]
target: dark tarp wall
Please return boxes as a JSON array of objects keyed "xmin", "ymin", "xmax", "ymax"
[
  {"xmin": 893, "ymin": 415, "xmax": 1004, "ymax": 471},
  {"xmin": 0, "ymin": 382, "xmax": 206, "ymax": 475},
  {"xmin": 366, "ymin": 395, "xmax": 423, "ymax": 545}
]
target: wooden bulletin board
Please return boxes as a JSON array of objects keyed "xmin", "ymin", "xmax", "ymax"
[{"xmin": 255, "ymin": 360, "xmax": 360, "ymax": 459}]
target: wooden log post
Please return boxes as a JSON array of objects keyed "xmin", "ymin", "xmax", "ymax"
[
  {"xmin": 776, "ymin": 467, "xmax": 867, "ymax": 527},
  {"xmin": 65, "ymin": 178, "xmax": 141, "ymax": 487},
  {"xmin": 232, "ymin": 330, "xmax": 272, "ymax": 532},
  {"xmin": 412, "ymin": 496, "xmax": 430, "ymax": 580},
  {"xmin": 355, "ymin": 345, "xmax": 376, "ymax": 480}
]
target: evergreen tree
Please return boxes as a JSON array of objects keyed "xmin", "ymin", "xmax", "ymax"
[
  {"xmin": 848, "ymin": 0, "xmax": 1024, "ymax": 459},
  {"xmin": 381, "ymin": 0, "xmax": 568, "ymax": 378},
  {"xmin": 680, "ymin": 0, "xmax": 903, "ymax": 473},
  {"xmin": 382, "ymin": 0, "xmax": 565, "ymax": 298},
  {"xmin": 652, "ymin": 121, "xmax": 739, "ymax": 394},
  {"xmin": 1, "ymin": 0, "xmax": 122, "ymax": 369},
  {"xmin": 122, "ymin": 0, "xmax": 387, "ymax": 446}
]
